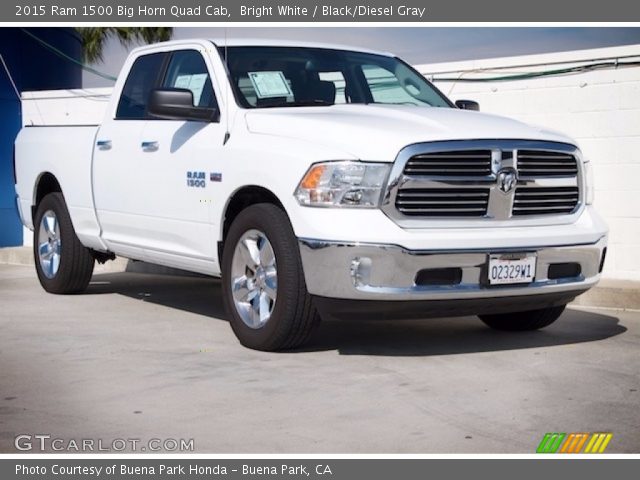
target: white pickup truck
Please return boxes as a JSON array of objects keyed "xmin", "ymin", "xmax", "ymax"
[{"xmin": 15, "ymin": 39, "xmax": 608, "ymax": 350}]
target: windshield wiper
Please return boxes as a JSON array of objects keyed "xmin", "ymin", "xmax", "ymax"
[
  {"xmin": 363, "ymin": 101, "xmax": 420, "ymax": 106},
  {"xmin": 257, "ymin": 100, "xmax": 333, "ymax": 109},
  {"xmin": 281, "ymin": 100, "xmax": 333, "ymax": 107}
]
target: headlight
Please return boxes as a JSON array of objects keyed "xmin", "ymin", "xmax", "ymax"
[
  {"xmin": 294, "ymin": 161, "xmax": 390, "ymax": 207},
  {"xmin": 584, "ymin": 160, "xmax": 594, "ymax": 205}
]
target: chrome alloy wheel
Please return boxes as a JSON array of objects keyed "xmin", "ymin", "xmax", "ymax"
[
  {"xmin": 230, "ymin": 229, "xmax": 278, "ymax": 329},
  {"xmin": 38, "ymin": 210, "xmax": 61, "ymax": 279}
]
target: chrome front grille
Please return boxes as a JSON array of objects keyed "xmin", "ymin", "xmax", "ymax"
[
  {"xmin": 396, "ymin": 188, "xmax": 489, "ymax": 216},
  {"xmin": 517, "ymin": 150, "xmax": 578, "ymax": 177},
  {"xmin": 513, "ymin": 187, "xmax": 579, "ymax": 216},
  {"xmin": 404, "ymin": 150, "xmax": 492, "ymax": 176},
  {"xmin": 383, "ymin": 140, "xmax": 583, "ymax": 227}
]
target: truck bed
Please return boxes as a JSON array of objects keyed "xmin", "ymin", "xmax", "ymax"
[
  {"xmin": 21, "ymin": 88, "xmax": 112, "ymax": 127},
  {"xmin": 14, "ymin": 125, "xmax": 104, "ymax": 251}
]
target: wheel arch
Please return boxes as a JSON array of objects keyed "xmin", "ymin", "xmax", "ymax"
[
  {"xmin": 219, "ymin": 185, "xmax": 288, "ymax": 261},
  {"xmin": 31, "ymin": 172, "xmax": 62, "ymax": 221}
]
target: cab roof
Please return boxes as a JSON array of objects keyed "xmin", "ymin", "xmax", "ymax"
[{"xmin": 131, "ymin": 38, "xmax": 394, "ymax": 58}]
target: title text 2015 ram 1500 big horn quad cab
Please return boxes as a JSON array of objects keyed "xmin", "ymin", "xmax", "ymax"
[{"xmin": 15, "ymin": 39, "xmax": 608, "ymax": 351}]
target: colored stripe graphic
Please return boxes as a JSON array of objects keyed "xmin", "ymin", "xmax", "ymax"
[
  {"xmin": 538, "ymin": 432, "xmax": 613, "ymax": 453},
  {"xmin": 573, "ymin": 433, "xmax": 590, "ymax": 453},
  {"xmin": 536, "ymin": 433, "xmax": 566, "ymax": 453},
  {"xmin": 584, "ymin": 433, "xmax": 613, "ymax": 453},
  {"xmin": 560, "ymin": 433, "xmax": 578, "ymax": 453},
  {"xmin": 560, "ymin": 433, "xmax": 589, "ymax": 453}
]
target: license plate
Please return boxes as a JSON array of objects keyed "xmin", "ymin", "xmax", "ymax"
[{"xmin": 488, "ymin": 254, "xmax": 536, "ymax": 285}]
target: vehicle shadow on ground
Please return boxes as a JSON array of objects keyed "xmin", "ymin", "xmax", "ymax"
[
  {"xmin": 86, "ymin": 271, "xmax": 626, "ymax": 357},
  {"xmin": 306, "ymin": 309, "xmax": 625, "ymax": 356},
  {"xmin": 87, "ymin": 271, "xmax": 228, "ymax": 320}
]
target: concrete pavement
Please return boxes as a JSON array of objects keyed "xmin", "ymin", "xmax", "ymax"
[{"xmin": 0, "ymin": 263, "xmax": 638, "ymax": 453}]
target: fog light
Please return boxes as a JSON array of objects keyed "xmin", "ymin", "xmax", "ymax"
[{"xmin": 350, "ymin": 257, "xmax": 372, "ymax": 286}]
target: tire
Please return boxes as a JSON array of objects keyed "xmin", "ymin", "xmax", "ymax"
[
  {"xmin": 221, "ymin": 203, "xmax": 320, "ymax": 351},
  {"xmin": 33, "ymin": 192, "xmax": 94, "ymax": 294},
  {"xmin": 478, "ymin": 305, "xmax": 566, "ymax": 331}
]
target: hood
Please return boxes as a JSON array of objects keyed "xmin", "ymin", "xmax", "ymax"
[{"xmin": 244, "ymin": 104, "xmax": 575, "ymax": 160}]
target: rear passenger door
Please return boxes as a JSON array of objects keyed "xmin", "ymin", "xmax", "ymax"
[{"xmin": 93, "ymin": 51, "xmax": 168, "ymax": 260}]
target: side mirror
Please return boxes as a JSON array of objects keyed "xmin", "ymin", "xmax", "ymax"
[
  {"xmin": 148, "ymin": 88, "xmax": 218, "ymax": 122},
  {"xmin": 455, "ymin": 99, "xmax": 480, "ymax": 111}
]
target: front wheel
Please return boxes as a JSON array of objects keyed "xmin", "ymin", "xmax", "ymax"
[
  {"xmin": 221, "ymin": 203, "xmax": 320, "ymax": 351},
  {"xmin": 33, "ymin": 192, "xmax": 94, "ymax": 294},
  {"xmin": 479, "ymin": 305, "xmax": 566, "ymax": 331}
]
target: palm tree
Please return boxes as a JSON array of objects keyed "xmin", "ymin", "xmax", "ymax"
[{"xmin": 77, "ymin": 27, "xmax": 173, "ymax": 63}]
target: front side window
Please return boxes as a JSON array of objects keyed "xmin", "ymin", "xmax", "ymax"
[
  {"xmin": 161, "ymin": 50, "xmax": 217, "ymax": 109},
  {"xmin": 116, "ymin": 52, "xmax": 167, "ymax": 119},
  {"xmin": 220, "ymin": 46, "xmax": 452, "ymax": 109}
]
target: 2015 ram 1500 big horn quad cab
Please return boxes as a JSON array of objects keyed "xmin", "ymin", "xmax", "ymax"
[{"xmin": 15, "ymin": 39, "xmax": 608, "ymax": 351}]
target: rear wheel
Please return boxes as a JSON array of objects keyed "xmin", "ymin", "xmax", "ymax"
[
  {"xmin": 221, "ymin": 203, "xmax": 320, "ymax": 351},
  {"xmin": 479, "ymin": 305, "xmax": 566, "ymax": 331},
  {"xmin": 33, "ymin": 192, "xmax": 94, "ymax": 294}
]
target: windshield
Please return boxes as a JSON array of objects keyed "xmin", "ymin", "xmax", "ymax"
[{"xmin": 218, "ymin": 46, "xmax": 452, "ymax": 109}]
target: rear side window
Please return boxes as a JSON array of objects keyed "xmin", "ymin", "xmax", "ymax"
[
  {"xmin": 161, "ymin": 50, "xmax": 217, "ymax": 109},
  {"xmin": 116, "ymin": 53, "xmax": 167, "ymax": 119}
]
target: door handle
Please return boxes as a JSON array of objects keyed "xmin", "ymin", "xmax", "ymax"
[
  {"xmin": 141, "ymin": 141, "xmax": 159, "ymax": 152},
  {"xmin": 96, "ymin": 140, "xmax": 112, "ymax": 150}
]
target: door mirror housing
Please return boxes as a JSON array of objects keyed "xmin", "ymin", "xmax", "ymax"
[
  {"xmin": 148, "ymin": 88, "xmax": 219, "ymax": 122},
  {"xmin": 455, "ymin": 99, "xmax": 480, "ymax": 111}
]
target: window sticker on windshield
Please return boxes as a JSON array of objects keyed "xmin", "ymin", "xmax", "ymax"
[
  {"xmin": 174, "ymin": 74, "xmax": 208, "ymax": 105},
  {"xmin": 248, "ymin": 71, "xmax": 293, "ymax": 99}
]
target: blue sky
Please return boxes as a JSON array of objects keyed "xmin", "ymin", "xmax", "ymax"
[{"xmin": 84, "ymin": 27, "xmax": 640, "ymax": 87}]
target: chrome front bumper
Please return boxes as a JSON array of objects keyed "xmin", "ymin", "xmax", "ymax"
[{"xmin": 298, "ymin": 237, "xmax": 607, "ymax": 301}]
